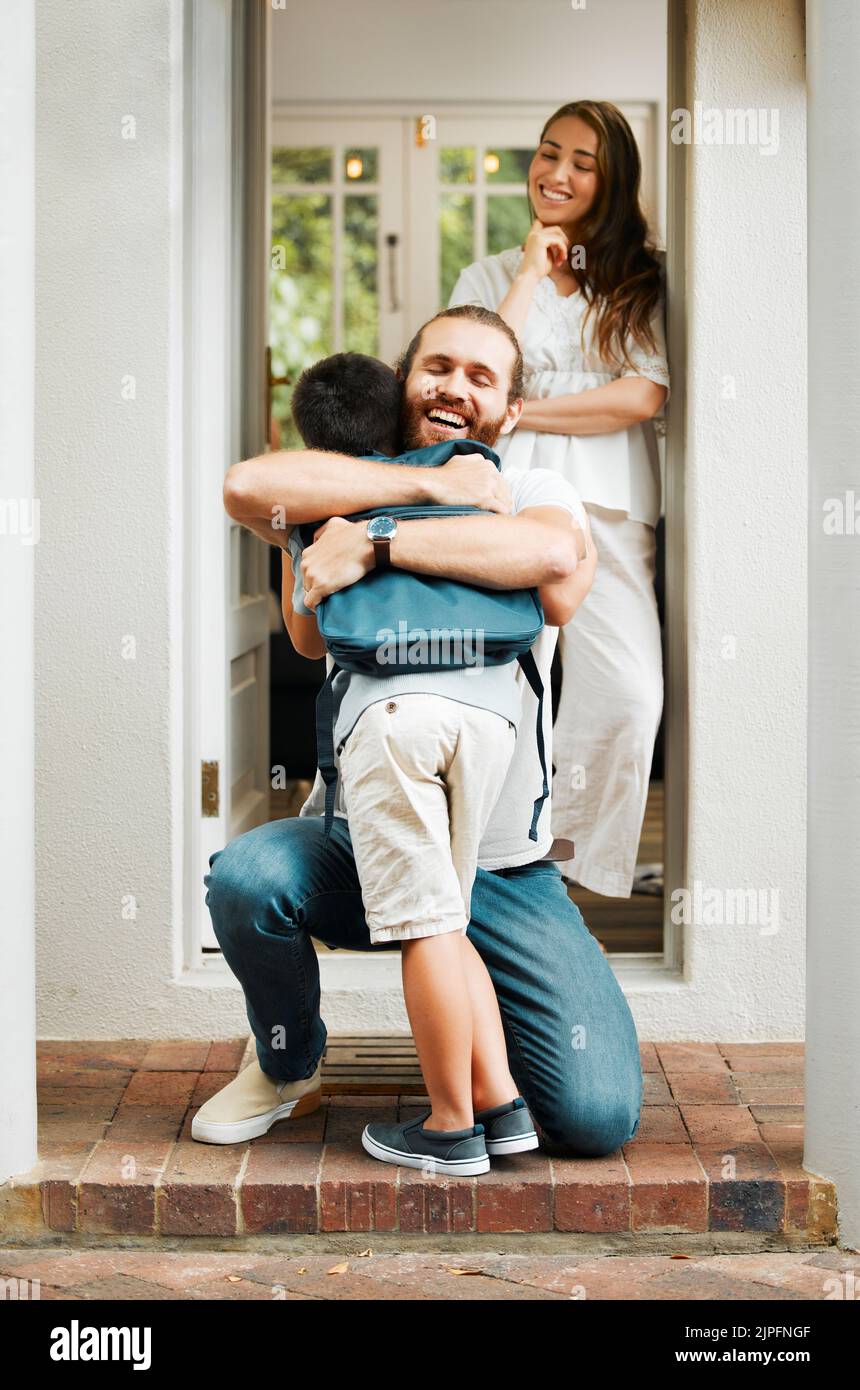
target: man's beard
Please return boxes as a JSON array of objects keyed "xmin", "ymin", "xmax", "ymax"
[{"xmin": 399, "ymin": 392, "xmax": 508, "ymax": 451}]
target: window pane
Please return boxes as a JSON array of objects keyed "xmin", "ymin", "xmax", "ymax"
[
  {"xmin": 272, "ymin": 146, "xmax": 332, "ymax": 184},
  {"xmin": 440, "ymin": 193, "xmax": 474, "ymax": 305},
  {"xmin": 344, "ymin": 147, "xmax": 378, "ymax": 183},
  {"xmin": 487, "ymin": 195, "xmax": 531, "ymax": 258},
  {"xmin": 344, "ymin": 194, "xmax": 379, "ymax": 355},
  {"xmin": 440, "ymin": 146, "xmax": 475, "ymax": 184},
  {"xmin": 269, "ymin": 194, "xmax": 333, "ymax": 450},
  {"xmin": 485, "ymin": 148, "xmax": 533, "ymax": 184}
]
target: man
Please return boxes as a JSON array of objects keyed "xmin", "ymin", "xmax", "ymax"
[{"xmin": 195, "ymin": 305, "xmax": 643, "ymax": 1156}]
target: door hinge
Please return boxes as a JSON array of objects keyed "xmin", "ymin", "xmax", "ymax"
[{"xmin": 201, "ymin": 760, "xmax": 220, "ymax": 817}]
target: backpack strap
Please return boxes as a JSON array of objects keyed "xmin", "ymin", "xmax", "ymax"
[
  {"xmin": 517, "ymin": 649, "xmax": 549, "ymax": 842},
  {"xmin": 315, "ymin": 661, "xmax": 342, "ymax": 845}
]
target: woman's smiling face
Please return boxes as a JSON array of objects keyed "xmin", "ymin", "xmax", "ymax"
[{"xmin": 528, "ymin": 115, "xmax": 601, "ymax": 232}]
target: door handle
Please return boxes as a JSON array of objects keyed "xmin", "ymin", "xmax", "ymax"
[
  {"xmin": 266, "ymin": 345, "xmax": 291, "ymax": 447},
  {"xmin": 386, "ymin": 233, "xmax": 401, "ymax": 313}
]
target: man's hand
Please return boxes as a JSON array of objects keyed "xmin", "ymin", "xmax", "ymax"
[
  {"xmin": 300, "ymin": 517, "xmax": 374, "ymax": 610},
  {"xmin": 537, "ymin": 507, "xmax": 597, "ymax": 627},
  {"xmin": 426, "ymin": 452, "xmax": 513, "ymax": 514}
]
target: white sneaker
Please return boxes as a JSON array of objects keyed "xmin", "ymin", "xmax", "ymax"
[{"xmin": 191, "ymin": 1057, "xmax": 322, "ymax": 1145}]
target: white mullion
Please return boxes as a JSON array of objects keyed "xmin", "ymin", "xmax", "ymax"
[
  {"xmin": 474, "ymin": 146, "xmax": 487, "ymax": 261},
  {"xmin": 332, "ymin": 146, "xmax": 343, "ymax": 352}
]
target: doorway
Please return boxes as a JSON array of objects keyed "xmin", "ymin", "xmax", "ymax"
[{"xmin": 263, "ymin": 104, "xmax": 667, "ymax": 956}]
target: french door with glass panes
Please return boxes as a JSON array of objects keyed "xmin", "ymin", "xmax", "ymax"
[{"xmin": 268, "ymin": 118, "xmax": 407, "ymax": 450}]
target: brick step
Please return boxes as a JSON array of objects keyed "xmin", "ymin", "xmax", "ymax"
[{"xmin": 0, "ymin": 1039, "xmax": 836, "ymax": 1245}]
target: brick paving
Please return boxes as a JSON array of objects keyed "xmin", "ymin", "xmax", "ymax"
[
  {"xmin": 1, "ymin": 1247, "xmax": 857, "ymax": 1301},
  {"xmin": 0, "ymin": 1039, "xmax": 838, "ymax": 1242}
]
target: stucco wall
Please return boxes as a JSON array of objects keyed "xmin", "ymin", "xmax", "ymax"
[
  {"xmin": 630, "ymin": 0, "xmax": 807, "ymax": 1037},
  {"xmin": 34, "ymin": 0, "xmax": 191, "ymax": 1035}
]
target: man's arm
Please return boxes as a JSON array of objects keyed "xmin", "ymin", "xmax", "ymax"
[
  {"xmin": 525, "ymin": 506, "xmax": 597, "ymax": 626},
  {"xmin": 299, "ymin": 509, "xmax": 582, "ymax": 610},
  {"xmin": 223, "ymin": 448, "xmax": 513, "ymax": 529}
]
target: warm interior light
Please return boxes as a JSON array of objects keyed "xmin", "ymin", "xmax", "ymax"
[
  {"xmin": 346, "ymin": 156, "xmax": 363, "ymax": 179},
  {"xmin": 483, "ymin": 152, "xmax": 501, "ymax": 175}
]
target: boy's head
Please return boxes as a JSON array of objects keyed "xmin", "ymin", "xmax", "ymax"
[{"xmin": 291, "ymin": 352, "xmax": 401, "ymax": 457}]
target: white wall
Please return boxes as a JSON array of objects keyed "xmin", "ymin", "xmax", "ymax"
[
  {"xmin": 33, "ymin": 0, "xmax": 806, "ymax": 1043},
  {"xmin": 272, "ymin": 0, "xmax": 667, "ymax": 106},
  {"xmin": 1, "ymin": 0, "xmax": 37, "ymax": 1180},
  {"xmin": 628, "ymin": 0, "xmax": 807, "ymax": 1038},
  {"xmin": 33, "ymin": 0, "xmax": 198, "ymax": 1036}
]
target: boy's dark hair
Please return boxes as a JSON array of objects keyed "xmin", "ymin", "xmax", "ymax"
[
  {"xmin": 395, "ymin": 304, "xmax": 524, "ymax": 402},
  {"xmin": 291, "ymin": 352, "xmax": 401, "ymax": 457}
]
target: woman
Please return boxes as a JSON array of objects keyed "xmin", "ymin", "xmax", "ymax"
[{"xmin": 448, "ymin": 100, "xmax": 669, "ymax": 898}]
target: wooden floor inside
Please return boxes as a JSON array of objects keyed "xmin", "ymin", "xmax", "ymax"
[
  {"xmin": 571, "ymin": 780, "xmax": 663, "ymax": 954},
  {"xmin": 270, "ymin": 780, "xmax": 664, "ymax": 955}
]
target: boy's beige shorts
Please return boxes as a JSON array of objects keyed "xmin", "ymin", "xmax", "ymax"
[{"xmin": 338, "ymin": 693, "xmax": 516, "ymax": 945}]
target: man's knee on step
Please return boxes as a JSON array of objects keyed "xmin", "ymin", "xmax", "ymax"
[
  {"xmin": 536, "ymin": 1090, "xmax": 642, "ymax": 1158},
  {"xmin": 204, "ymin": 820, "xmax": 312, "ymax": 946}
]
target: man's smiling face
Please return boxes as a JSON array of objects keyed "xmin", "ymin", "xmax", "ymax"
[{"xmin": 400, "ymin": 317, "xmax": 523, "ymax": 451}]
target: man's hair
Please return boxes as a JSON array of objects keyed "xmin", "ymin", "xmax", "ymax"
[
  {"xmin": 395, "ymin": 304, "xmax": 524, "ymax": 402},
  {"xmin": 291, "ymin": 352, "xmax": 401, "ymax": 456}
]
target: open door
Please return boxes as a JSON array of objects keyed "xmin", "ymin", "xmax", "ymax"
[{"xmin": 186, "ymin": 0, "xmax": 271, "ymax": 954}]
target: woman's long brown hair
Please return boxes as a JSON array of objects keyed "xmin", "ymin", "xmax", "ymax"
[{"xmin": 531, "ymin": 100, "xmax": 663, "ymax": 370}]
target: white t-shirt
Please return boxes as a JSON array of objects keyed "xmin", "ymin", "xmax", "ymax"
[
  {"xmin": 296, "ymin": 466, "xmax": 587, "ymax": 869},
  {"xmin": 449, "ymin": 246, "xmax": 670, "ymax": 528}
]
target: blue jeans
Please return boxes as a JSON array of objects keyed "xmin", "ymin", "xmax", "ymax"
[{"xmin": 204, "ymin": 815, "xmax": 643, "ymax": 1156}]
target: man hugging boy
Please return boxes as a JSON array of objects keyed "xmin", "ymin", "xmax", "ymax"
[{"xmin": 281, "ymin": 348, "xmax": 586, "ymax": 1174}]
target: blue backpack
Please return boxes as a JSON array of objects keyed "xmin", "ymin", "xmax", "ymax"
[{"xmin": 300, "ymin": 440, "xmax": 549, "ymax": 845}]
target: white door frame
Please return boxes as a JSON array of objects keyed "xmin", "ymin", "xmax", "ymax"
[{"xmin": 182, "ymin": 0, "xmax": 272, "ymax": 962}]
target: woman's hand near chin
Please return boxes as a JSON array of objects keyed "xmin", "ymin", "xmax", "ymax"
[
  {"xmin": 497, "ymin": 220, "xmax": 571, "ymax": 339},
  {"xmin": 520, "ymin": 218, "xmax": 570, "ymax": 280}
]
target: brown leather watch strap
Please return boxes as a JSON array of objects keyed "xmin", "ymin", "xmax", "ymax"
[{"xmin": 372, "ymin": 538, "xmax": 391, "ymax": 569}]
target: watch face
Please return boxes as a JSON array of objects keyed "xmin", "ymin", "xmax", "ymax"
[{"xmin": 367, "ymin": 516, "xmax": 397, "ymax": 541}]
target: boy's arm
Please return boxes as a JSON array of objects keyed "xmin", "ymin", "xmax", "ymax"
[{"xmin": 280, "ymin": 548, "xmax": 327, "ymax": 660}]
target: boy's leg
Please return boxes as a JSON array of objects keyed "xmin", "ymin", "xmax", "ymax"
[
  {"xmin": 467, "ymin": 859, "xmax": 644, "ymax": 1156},
  {"xmin": 339, "ymin": 696, "xmax": 482, "ymax": 1129},
  {"xmin": 445, "ymin": 706, "xmax": 521, "ymax": 1112},
  {"xmin": 457, "ymin": 934, "xmax": 520, "ymax": 1111},
  {"xmin": 400, "ymin": 934, "xmax": 474, "ymax": 1131}
]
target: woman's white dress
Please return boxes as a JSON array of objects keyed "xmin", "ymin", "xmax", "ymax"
[{"xmin": 449, "ymin": 246, "xmax": 670, "ymax": 897}]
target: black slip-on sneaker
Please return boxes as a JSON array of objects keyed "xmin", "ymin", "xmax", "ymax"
[
  {"xmin": 361, "ymin": 1114, "xmax": 489, "ymax": 1175},
  {"xmin": 473, "ymin": 1097, "xmax": 539, "ymax": 1155}
]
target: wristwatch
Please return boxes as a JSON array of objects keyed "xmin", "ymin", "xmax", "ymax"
[{"xmin": 366, "ymin": 515, "xmax": 398, "ymax": 569}]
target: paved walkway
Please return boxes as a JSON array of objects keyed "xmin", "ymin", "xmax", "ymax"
[{"xmin": 2, "ymin": 1246, "xmax": 858, "ymax": 1300}]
